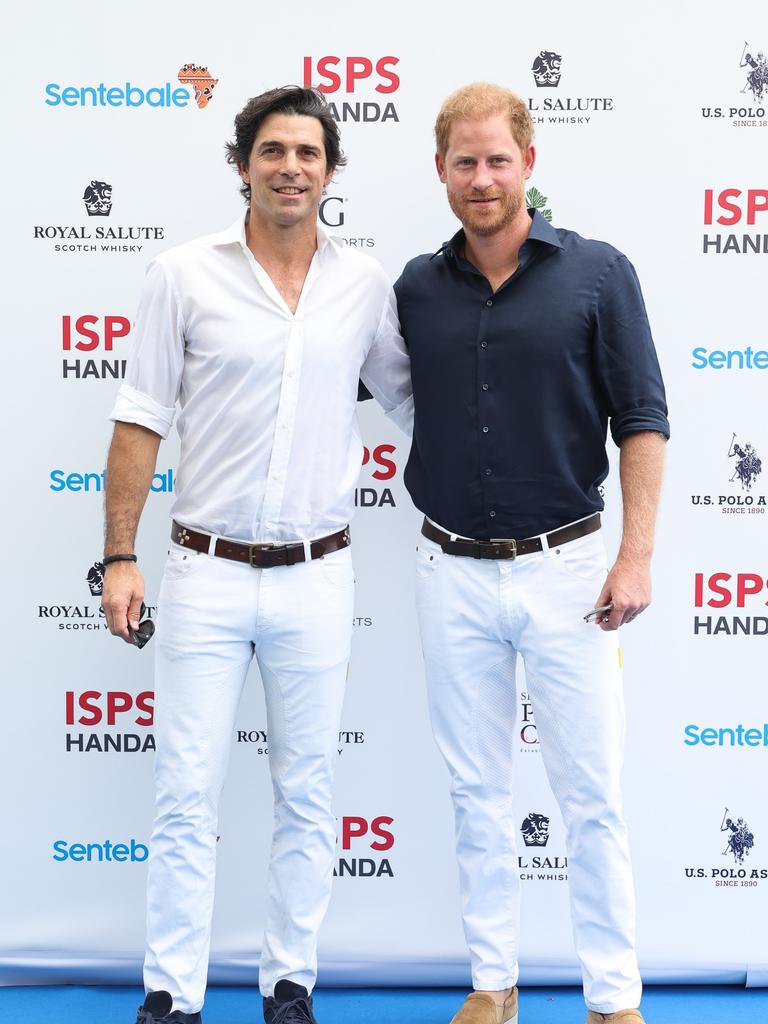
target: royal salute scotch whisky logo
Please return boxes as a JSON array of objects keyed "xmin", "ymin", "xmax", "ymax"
[
  {"xmin": 684, "ymin": 807, "xmax": 765, "ymax": 887},
  {"xmin": 177, "ymin": 64, "xmax": 219, "ymax": 108},
  {"xmin": 521, "ymin": 812, "xmax": 550, "ymax": 847},
  {"xmin": 527, "ymin": 50, "xmax": 613, "ymax": 125},
  {"xmin": 519, "ymin": 810, "xmax": 566, "ymax": 881},
  {"xmin": 531, "ymin": 51, "xmax": 562, "ymax": 87},
  {"xmin": 83, "ymin": 181, "xmax": 112, "ymax": 217},
  {"xmin": 237, "ymin": 728, "xmax": 365, "ymax": 757},
  {"xmin": 34, "ymin": 184, "xmax": 166, "ymax": 256},
  {"xmin": 700, "ymin": 42, "xmax": 768, "ymax": 128},
  {"xmin": 690, "ymin": 432, "xmax": 765, "ymax": 517}
]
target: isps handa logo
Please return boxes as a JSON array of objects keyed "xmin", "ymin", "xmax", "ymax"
[
  {"xmin": 65, "ymin": 689, "xmax": 155, "ymax": 754},
  {"xmin": 701, "ymin": 41, "xmax": 768, "ymax": 128},
  {"xmin": 527, "ymin": 50, "xmax": 614, "ymax": 126},
  {"xmin": 34, "ymin": 182, "xmax": 166, "ymax": 256},
  {"xmin": 335, "ymin": 815, "xmax": 395, "ymax": 878},
  {"xmin": 692, "ymin": 570, "xmax": 768, "ymax": 636},
  {"xmin": 44, "ymin": 63, "xmax": 219, "ymax": 109},
  {"xmin": 356, "ymin": 443, "xmax": 398, "ymax": 509},
  {"xmin": 691, "ymin": 432, "xmax": 764, "ymax": 516},
  {"xmin": 703, "ymin": 188, "xmax": 768, "ymax": 254},
  {"xmin": 685, "ymin": 808, "xmax": 765, "ymax": 888},
  {"xmin": 302, "ymin": 56, "xmax": 399, "ymax": 123},
  {"xmin": 60, "ymin": 314, "xmax": 130, "ymax": 381}
]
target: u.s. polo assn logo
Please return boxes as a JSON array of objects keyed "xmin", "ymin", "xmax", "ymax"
[
  {"xmin": 700, "ymin": 41, "xmax": 768, "ymax": 127},
  {"xmin": 690, "ymin": 431, "xmax": 765, "ymax": 515},
  {"xmin": 684, "ymin": 807, "xmax": 765, "ymax": 887}
]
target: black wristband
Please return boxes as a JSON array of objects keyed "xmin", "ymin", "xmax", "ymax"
[{"xmin": 102, "ymin": 553, "xmax": 138, "ymax": 566}]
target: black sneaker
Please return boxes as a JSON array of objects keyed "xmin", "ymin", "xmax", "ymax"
[
  {"xmin": 136, "ymin": 990, "xmax": 202, "ymax": 1024},
  {"xmin": 263, "ymin": 980, "xmax": 318, "ymax": 1024}
]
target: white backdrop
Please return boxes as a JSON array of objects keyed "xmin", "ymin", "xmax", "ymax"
[{"xmin": 2, "ymin": 0, "xmax": 767, "ymax": 989}]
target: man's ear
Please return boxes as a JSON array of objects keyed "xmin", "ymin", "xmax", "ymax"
[{"xmin": 435, "ymin": 151, "xmax": 447, "ymax": 184}]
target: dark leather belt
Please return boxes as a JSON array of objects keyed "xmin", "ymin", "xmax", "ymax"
[
  {"xmin": 171, "ymin": 520, "xmax": 351, "ymax": 568},
  {"xmin": 421, "ymin": 513, "xmax": 601, "ymax": 561}
]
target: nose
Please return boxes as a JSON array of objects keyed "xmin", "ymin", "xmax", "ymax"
[
  {"xmin": 280, "ymin": 149, "xmax": 300, "ymax": 176},
  {"xmin": 470, "ymin": 161, "xmax": 493, "ymax": 191}
]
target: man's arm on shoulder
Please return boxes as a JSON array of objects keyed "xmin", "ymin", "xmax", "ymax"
[
  {"xmin": 102, "ymin": 422, "xmax": 162, "ymax": 643},
  {"xmin": 594, "ymin": 431, "xmax": 666, "ymax": 631}
]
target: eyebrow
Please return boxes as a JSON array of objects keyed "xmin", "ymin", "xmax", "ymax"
[{"xmin": 257, "ymin": 139, "xmax": 323, "ymax": 154}]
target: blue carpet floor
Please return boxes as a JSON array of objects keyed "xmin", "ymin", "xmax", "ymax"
[{"xmin": 1, "ymin": 985, "xmax": 766, "ymax": 1022}]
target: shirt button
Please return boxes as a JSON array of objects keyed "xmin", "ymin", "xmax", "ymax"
[
  {"xmin": 489, "ymin": 510, "xmax": 496, "ymax": 517},
  {"xmin": 481, "ymin": 383, "xmax": 489, "ymax": 391},
  {"xmin": 480, "ymin": 341, "xmax": 488, "ymax": 349},
  {"xmin": 482, "ymin": 426, "xmax": 489, "ymax": 433},
  {"xmin": 486, "ymin": 299, "xmax": 493, "ymax": 307},
  {"xmin": 485, "ymin": 468, "xmax": 492, "ymax": 476}
]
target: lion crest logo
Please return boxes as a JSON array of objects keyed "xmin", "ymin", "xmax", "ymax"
[
  {"xmin": 86, "ymin": 561, "xmax": 105, "ymax": 597},
  {"xmin": 521, "ymin": 812, "xmax": 550, "ymax": 847},
  {"xmin": 83, "ymin": 180, "xmax": 112, "ymax": 217},
  {"xmin": 532, "ymin": 51, "xmax": 562, "ymax": 88}
]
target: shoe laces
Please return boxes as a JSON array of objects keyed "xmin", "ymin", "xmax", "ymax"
[{"xmin": 270, "ymin": 994, "xmax": 313, "ymax": 1024}]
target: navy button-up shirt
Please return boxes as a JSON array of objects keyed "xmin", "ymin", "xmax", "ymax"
[{"xmin": 394, "ymin": 210, "xmax": 670, "ymax": 540}]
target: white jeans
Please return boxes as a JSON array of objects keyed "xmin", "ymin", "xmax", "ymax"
[
  {"xmin": 415, "ymin": 527, "xmax": 641, "ymax": 1013},
  {"xmin": 143, "ymin": 540, "xmax": 354, "ymax": 1012}
]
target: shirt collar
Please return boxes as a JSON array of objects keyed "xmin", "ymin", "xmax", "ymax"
[
  {"xmin": 431, "ymin": 208, "xmax": 564, "ymax": 260},
  {"xmin": 211, "ymin": 214, "xmax": 333, "ymax": 254}
]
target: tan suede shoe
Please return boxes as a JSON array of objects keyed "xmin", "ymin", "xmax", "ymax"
[
  {"xmin": 587, "ymin": 1011, "xmax": 645, "ymax": 1024},
  {"xmin": 450, "ymin": 988, "xmax": 518, "ymax": 1024}
]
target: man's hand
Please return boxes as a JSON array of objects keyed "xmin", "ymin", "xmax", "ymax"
[
  {"xmin": 102, "ymin": 561, "xmax": 145, "ymax": 643},
  {"xmin": 592, "ymin": 556, "xmax": 651, "ymax": 631}
]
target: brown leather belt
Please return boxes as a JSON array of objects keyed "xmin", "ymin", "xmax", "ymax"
[
  {"xmin": 421, "ymin": 513, "xmax": 601, "ymax": 561},
  {"xmin": 171, "ymin": 520, "xmax": 351, "ymax": 568}
]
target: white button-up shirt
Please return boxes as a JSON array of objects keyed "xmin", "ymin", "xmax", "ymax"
[{"xmin": 110, "ymin": 217, "xmax": 412, "ymax": 542}]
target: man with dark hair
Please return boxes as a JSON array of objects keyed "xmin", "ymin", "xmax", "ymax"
[
  {"xmin": 101, "ymin": 86, "xmax": 411, "ymax": 1024},
  {"xmin": 396, "ymin": 82, "xmax": 668, "ymax": 1024}
]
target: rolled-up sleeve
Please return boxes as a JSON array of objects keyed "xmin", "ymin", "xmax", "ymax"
[
  {"xmin": 360, "ymin": 287, "xmax": 413, "ymax": 436},
  {"xmin": 593, "ymin": 254, "xmax": 670, "ymax": 446},
  {"xmin": 109, "ymin": 258, "xmax": 184, "ymax": 439}
]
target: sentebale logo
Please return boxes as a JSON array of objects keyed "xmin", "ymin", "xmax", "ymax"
[{"xmin": 44, "ymin": 63, "xmax": 219, "ymax": 108}]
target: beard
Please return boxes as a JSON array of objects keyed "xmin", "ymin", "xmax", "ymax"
[{"xmin": 447, "ymin": 185, "xmax": 524, "ymax": 237}]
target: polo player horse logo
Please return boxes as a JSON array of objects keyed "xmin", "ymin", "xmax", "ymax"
[
  {"xmin": 721, "ymin": 808, "xmax": 754, "ymax": 865},
  {"xmin": 740, "ymin": 42, "xmax": 768, "ymax": 102},
  {"xmin": 728, "ymin": 433, "xmax": 762, "ymax": 491}
]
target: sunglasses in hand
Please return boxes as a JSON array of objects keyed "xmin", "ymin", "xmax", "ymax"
[{"xmin": 128, "ymin": 602, "xmax": 156, "ymax": 649}]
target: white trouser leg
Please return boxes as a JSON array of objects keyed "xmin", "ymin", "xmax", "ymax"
[
  {"xmin": 416, "ymin": 529, "xmax": 641, "ymax": 1009},
  {"xmin": 415, "ymin": 537, "xmax": 520, "ymax": 992},
  {"xmin": 513, "ymin": 532, "xmax": 641, "ymax": 1013},
  {"xmin": 144, "ymin": 545, "xmax": 255, "ymax": 1013},
  {"xmin": 256, "ymin": 545, "xmax": 354, "ymax": 997},
  {"xmin": 144, "ymin": 543, "xmax": 354, "ymax": 1011}
]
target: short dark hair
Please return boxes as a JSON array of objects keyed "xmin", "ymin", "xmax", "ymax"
[{"xmin": 225, "ymin": 86, "xmax": 347, "ymax": 204}]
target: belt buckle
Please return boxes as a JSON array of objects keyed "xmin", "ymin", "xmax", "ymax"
[
  {"xmin": 490, "ymin": 538, "xmax": 517, "ymax": 560},
  {"xmin": 247, "ymin": 542, "xmax": 280, "ymax": 567}
]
